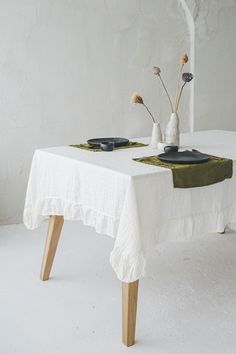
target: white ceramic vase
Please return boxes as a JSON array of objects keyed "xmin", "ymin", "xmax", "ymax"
[
  {"xmin": 165, "ymin": 113, "xmax": 180, "ymax": 146},
  {"xmin": 150, "ymin": 122, "xmax": 162, "ymax": 149}
]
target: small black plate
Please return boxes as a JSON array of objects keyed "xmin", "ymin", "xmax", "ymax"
[
  {"xmin": 87, "ymin": 137, "xmax": 129, "ymax": 148},
  {"xmin": 158, "ymin": 150, "xmax": 209, "ymax": 164}
]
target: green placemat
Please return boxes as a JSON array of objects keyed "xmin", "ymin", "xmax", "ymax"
[
  {"xmin": 133, "ymin": 155, "xmax": 233, "ymax": 188},
  {"xmin": 70, "ymin": 141, "xmax": 147, "ymax": 152}
]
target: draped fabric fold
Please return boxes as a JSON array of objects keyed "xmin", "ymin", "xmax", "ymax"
[{"xmin": 24, "ymin": 132, "xmax": 236, "ymax": 282}]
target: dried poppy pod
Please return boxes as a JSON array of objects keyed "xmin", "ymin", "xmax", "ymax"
[
  {"xmin": 130, "ymin": 93, "xmax": 156, "ymax": 123},
  {"xmin": 180, "ymin": 53, "xmax": 188, "ymax": 64},
  {"xmin": 182, "ymin": 72, "xmax": 193, "ymax": 82},
  {"xmin": 153, "ymin": 66, "xmax": 161, "ymax": 75},
  {"xmin": 130, "ymin": 93, "xmax": 143, "ymax": 104}
]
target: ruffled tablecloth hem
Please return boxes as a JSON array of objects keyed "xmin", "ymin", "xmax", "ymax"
[
  {"xmin": 110, "ymin": 205, "xmax": 236, "ymax": 282},
  {"xmin": 154, "ymin": 205, "xmax": 236, "ymax": 244},
  {"xmin": 110, "ymin": 247, "xmax": 146, "ymax": 282},
  {"xmin": 23, "ymin": 197, "xmax": 236, "ymax": 283},
  {"xmin": 23, "ymin": 197, "xmax": 119, "ymax": 238}
]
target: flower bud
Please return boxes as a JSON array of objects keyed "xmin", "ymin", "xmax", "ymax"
[
  {"xmin": 130, "ymin": 93, "xmax": 144, "ymax": 104},
  {"xmin": 180, "ymin": 53, "xmax": 188, "ymax": 64},
  {"xmin": 153, "ymin": 66, "xmax": 161, "ymax": 75}
]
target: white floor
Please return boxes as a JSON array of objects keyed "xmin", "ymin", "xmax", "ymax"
[{"xmin": 0, "ymin": 222, "xmax": 236, "ymax": 354}]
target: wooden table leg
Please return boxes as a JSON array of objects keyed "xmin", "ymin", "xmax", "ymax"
[
  {"xmin": 40, "ymin": 215, "xmax": 64, "ymax": 281},
  {"xmin": 122, "ymin": 280, "xmax": 139, "ymax": 347}
]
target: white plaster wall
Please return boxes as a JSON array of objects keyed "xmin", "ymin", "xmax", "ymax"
[
  {"xmin": 0, "ymin": 0, "xmax": 190, "ymax": 224},
  {"xmin": 189, "ymin": 0, "xmax": 236, "ymax": 131},
  {"xmin": 4, "ymin": 0, "xmax": 236, "ymax": 225},
  {"xmin": 3, "ymin": 0, "xmax": 236, "ymax": 225}
]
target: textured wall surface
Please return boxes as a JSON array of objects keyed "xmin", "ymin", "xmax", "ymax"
[
  {"xmin": 187, "ymin": 0, "xmax": 236, "ymax": 130},
  {"xmin": 1, "ymin": 0, "xmax": 236, "ymax": 225},
  {"xmin": 0, "ymin": 0, "xmax": 189, "ymax": 224}
]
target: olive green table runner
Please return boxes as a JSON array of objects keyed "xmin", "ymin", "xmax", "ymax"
[
  {"xmin": 133, "ymin": 155, "xmax": 233, "ymax": 188},
  {"xmin": 70, "ymin": 141, "xmax": 147, "ymax": 152}
]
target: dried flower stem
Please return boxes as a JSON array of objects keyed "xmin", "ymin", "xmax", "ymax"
[
  {"xmin": 143, "ymin": 103, "xmax": 156, "ymax": 123},
  {"xmin": 175, "ymin": 82, "xmax": 186, "ymax": 113},
  {"xmin": 158, "ymin": 74, "xmax": 174, "ymax": 112},
  {"xmin": 174, "ymin": 63, "xmax": 184, "ymax": 112}
]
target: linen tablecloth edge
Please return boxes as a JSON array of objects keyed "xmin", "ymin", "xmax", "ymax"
[
  {"xmin": 110, "ymin": 203, "xmax": 236, "ymax": 282},
  {"xmin": 23, "ymin": 197, "xmax": 120, "ymax": 237},
  {"xmin": 110, "ymin": 246, "xmax": 146, "ymax": 282}
]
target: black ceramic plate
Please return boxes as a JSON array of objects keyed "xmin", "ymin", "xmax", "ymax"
[
  {"xmin": 158, "ymin": 150, "xmax": 209, "ymax": 164},
  {"xmin": 87, "ymin": 137, "xmax": 129, "ymax": 148}
]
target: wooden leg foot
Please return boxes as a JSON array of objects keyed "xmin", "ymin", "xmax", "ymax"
[
  {"xmin": 122, "ymin": 280, "xmax": 139, "ymax": 347},
  {"xmin": 40, "ymin": 215, "xmax": 64, "ymax": 281}
]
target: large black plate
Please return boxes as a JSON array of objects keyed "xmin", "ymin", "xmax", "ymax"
[
  {"xmin": 87, "ymin": 137, "xmax": 129, "ymax": 148},
  {"xmin": 158, "ymin": 150, "xmax": 209, "ymax": 164}
]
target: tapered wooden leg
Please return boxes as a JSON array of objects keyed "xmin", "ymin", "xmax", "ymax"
[
  {"xmin": 40, "ymin": 215, "xmax": 64, "ymax": 281},
  {"xmin": 122, "ymin": 280, "xmax": 139, "ymax": 347}
]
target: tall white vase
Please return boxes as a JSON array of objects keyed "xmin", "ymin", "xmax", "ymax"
[
  {"xmin": 150, "ymin": 122, "xmax": 162, "ymax": 149},
  {"xmin": 165, "ymin": 113, "xmax": 180, "ymax": 146}
]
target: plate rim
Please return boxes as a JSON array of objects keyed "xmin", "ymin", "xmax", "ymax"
[
  {"xmin": 87, "ymin": 137, "xmax": 129, "ymax": 147},
  {"xmin": 158, "ymin": 151, "xmax": 209, "ymax": 164}
]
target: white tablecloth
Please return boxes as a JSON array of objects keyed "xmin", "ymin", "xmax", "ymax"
[{"xmin": 24, "ymin": 131, "xmax": 236, "ymax": 282}]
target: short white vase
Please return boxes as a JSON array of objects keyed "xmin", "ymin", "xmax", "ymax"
[
  {"xmin": 165, "ymin": 113, "xmax": 180, "ymax": 146},
  {"xmin": 150, "ymin": 122, "xmax": 162, "ymax": 149}
]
